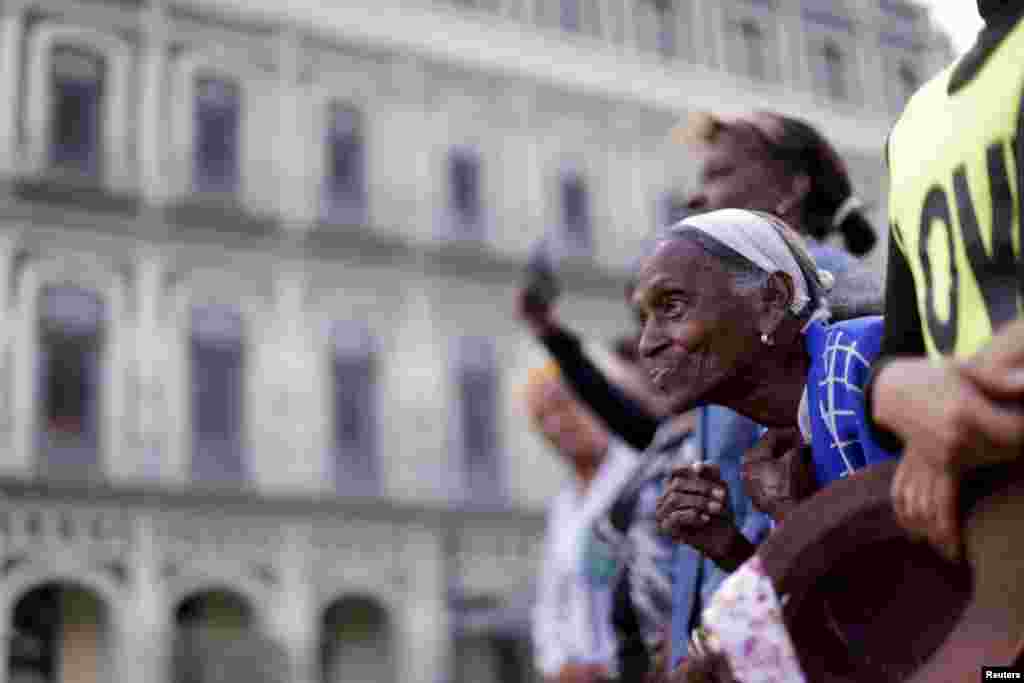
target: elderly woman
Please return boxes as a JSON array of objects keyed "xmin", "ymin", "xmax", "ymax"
[{"xmin": 635, "ymin": 208, "xmax": 899, "ymax": 682}]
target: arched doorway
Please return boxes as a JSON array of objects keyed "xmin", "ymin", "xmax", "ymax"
[
  {"xmin": 172, "ymin": 589, "xmax": 284, "ymax": 683},
  {"xmin": 455, "ymin": 635, "xmax": 533, "ymax": 683},
  {"xmin": 8, "ymin": 582, "xmax": 110, "ymax": 683},
  {"xmin": 320, "ymin": 596, "xmax": 392, "ymax": 683},
  {"xmin": 451, "ymin": 595, "xmax": 534, "ymax": 683}
]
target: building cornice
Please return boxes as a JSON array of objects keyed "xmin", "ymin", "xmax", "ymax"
[
  {"xmin": 0, "ymin": 474, "xmax": 547, "ymax": 528},
  {"xmin": 173, "ymin": 0, "xmax": 894, "ymax": 156}
]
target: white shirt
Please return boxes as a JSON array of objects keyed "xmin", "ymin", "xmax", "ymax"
[{"xmin": 531, "ymin": 441, "xmax": 639, "ymax": 677}]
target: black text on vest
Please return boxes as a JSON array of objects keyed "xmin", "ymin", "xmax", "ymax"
[{"xmin": 909, "ymin": 138, "xmax": 1019, "ymax": 354}]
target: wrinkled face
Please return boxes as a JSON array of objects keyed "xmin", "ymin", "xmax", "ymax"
[
  {"xmin": 632, "ymin": 238, "xmax": 763, "ymax": 413},
  {"xmin": 526, "ymin": 377, "xmax": 606, "ymax": 466},
  {"xmin": 685, "ymin": 127, "xmax": 791, "ymax": 216}
]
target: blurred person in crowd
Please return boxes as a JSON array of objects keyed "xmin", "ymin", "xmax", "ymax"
[
  {"xmin": 674, "ymin": 109, "xmax": 876, "ymax": 273},
  {"xmin": 526, "ymin": 362, "xmax": 639, "ymax": 683},
  {"xmin": 863, "ymin": 1, "xmax": 1024, "ymax": 564},
  {"xmin": 659, "ymin": 108, "xmax": 885, "ymax": 676},
  {"xmin": 635, "ymin": 209, "xmax": 897, "ymax": 682},
  {"xmin": 584, "ymin": 341, "xmax": 694, "ymax": 683},
  {"xmin": 520, "ymin": 107, "xmax": 886, "ymax": 679},
  {"xmin": 517, "ymin": 263, "xmax": 773, "ymax": 682}
]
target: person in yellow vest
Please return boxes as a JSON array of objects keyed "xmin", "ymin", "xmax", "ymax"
[{"xmin": 865, "ymin": 1, "xmax": 1024, "ymax": 562}]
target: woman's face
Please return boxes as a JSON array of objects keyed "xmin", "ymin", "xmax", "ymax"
[
  {"xmin": 631, "ymin": 238, "xmax": 763, "ymax": 413},
  {"xmin": 685, "ymin": 128, "xmax": 792, "ymax": 216}
]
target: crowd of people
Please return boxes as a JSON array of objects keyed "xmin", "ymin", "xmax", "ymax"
[{"xmin": 519, "ymin": 3, "xmax": 1024, "ymax": 681}]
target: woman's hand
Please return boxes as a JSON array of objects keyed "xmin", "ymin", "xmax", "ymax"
[
  {"xmin": 667, "ymin": 652, "xmax": 738, "ymax": 683},
  {"xmin": 657, "ymin": 463, "xmax": 753, "ymax": 572},
  {"xmin": 517, "ymin": 282, "xmax": 560, "ymax": 337},
  {"xmin": 891, "ymin": 450, "xmax": 961, "ymax": 561},
  {"xmin": 874, "ymin": 354, "xmax": 1024, "ymax": 561},
  {"xmin": 740, "ymin": 427, "xmax": 817, "ymax": 522}
]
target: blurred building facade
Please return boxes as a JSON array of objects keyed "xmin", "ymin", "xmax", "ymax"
[{"xmin": 0, "ymin": 0, "xmax": 951, "ymax": 682}]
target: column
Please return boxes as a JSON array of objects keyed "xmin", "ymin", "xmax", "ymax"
[
  {"xmin": 785, "ymin": 0, "xmax": 813, "ymax": 92},
  {"xmin": 596, "ymin": 0, "xmax": 612, "ymax": 43},
  {"xmin": 275, "ymin": 29, "xmax": 307, "ymax": 230},
  {"xmin": 135, "ymin": 248, "xmax": 164, "ymax": 481},
  {"xmin": 0, "ymin": 236, "xmax": 13, "ymax": 453},
  {"xmin": 621, "ymin": 0, "xmax": 636, "ymax": 53},
  {"xmin": 123, "ymin": 514, "xmax": 171, "ymax": 683},
  {"xmin": 709, "ymin": 2, "xmax": 728, "ymax": 72},
  {"xmin": 397, "ymin": 525, "xmax": 451, "ymax": 683},
  {"xmin": 139, "ymin": 1, "xmax": 168, "ymax": 206},
  {"xmin": 0, "ymin": 4, "xmax": 24, "ymax": 178},
  {"xmin": 266, "ymin": 265, "xmax": 313, "ymax": 490},
  {"xmin": 10, "ymin": 250, "xmax": 35, "ymax": 476},
  {"xmin": 854, "ymin": 9, "xmax": 887, "ymax": 112},
  {"xmin": 775, "ymin": 0, "xmax": 801, "ymax": 90},
  {"xmin": 272, "ymin": 524, "xmax": 317, "ymax": 683}
]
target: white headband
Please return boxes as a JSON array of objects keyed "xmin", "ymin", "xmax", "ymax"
[
  {"xmin": 831, "ymin": 195, "xmax": 863, "ymax": 229},
  {"xmin": 673, "ymin": 209, "xmax": 831, "ymax": 328}
]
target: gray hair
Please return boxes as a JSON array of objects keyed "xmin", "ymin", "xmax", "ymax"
[
  {"xmin": 648, "ymin": 215, "xmax": 885, "ymax": 322},
  {"xmin": 656, "ymin": 212, "xmax": 830, "ymax": 324}
]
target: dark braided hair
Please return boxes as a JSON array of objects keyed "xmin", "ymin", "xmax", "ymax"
[{"xmin": 759, "ymin": 113, "xmax": 877, "ymax": 256}]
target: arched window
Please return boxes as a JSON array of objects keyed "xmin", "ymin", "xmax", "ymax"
[
  {"xmin": 193, "ymin": 75, "xmax": 241, "ymax": 195},
  {"xmin": 37, "ymin": 285, "xmax": 105, "ymax": 481},
  {"xmin": 49, "ymin": 45, "xmax": 105, "ymax": 177},
  {"xmin": 190, "ymin": 304, "xmax": 246, "ymax": 486},
  {"xmin": 738, "ymin": 20, "xmax": 766, "ymax": 80},
  {"xmin": 330, "ymin": 322, "xmax": 377, "ymax": 495},
  {"xmin": 321, "ymin": 597, "xmax": 393, "ymax": 683},
  {"xmin": 174, "ymin": 590, "xmax": 286, "ymax": 683},
  {"xmin": 322, "ymin": 104, "xmax": 366, "ymax": 225},
  {"xmin": 9, "ymin": 583, "xmax": 111, "ymax": 683}
]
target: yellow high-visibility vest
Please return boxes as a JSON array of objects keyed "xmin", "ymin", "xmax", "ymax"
[{"xmin": 887, "ymin": 18, "xmax": 1023, "ymax": 358}]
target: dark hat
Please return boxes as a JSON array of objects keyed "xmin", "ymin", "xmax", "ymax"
[{"xmin": 758, "ymin": 459, "xmax": 1024, "ymax": 682}]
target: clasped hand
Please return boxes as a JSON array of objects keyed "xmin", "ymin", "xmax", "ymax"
[
  {"xmin": 656, "ymin": 463, "xmax": 750, "ymax": 572},
  {"xmin": 874, "ymin": 318, "xmax": 1024, "ymax": 561}
]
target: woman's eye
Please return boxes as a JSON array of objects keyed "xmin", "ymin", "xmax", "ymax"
[
  {"xmin": 664, "ymin": 298, "xmax": 689, "ymax": 318},
  {"xmin": 704, "ymin": 166, "xmax": 731, "ymax": 182}
]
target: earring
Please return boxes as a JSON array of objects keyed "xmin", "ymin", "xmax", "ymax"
[{"xmin": 761, "ymin": 332, "xmax": 774, "ymax": 346}]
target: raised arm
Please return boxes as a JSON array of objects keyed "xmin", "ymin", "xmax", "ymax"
[{"xmin": 518, "ymin": 288, "xmax": 662, "ymax": 452}]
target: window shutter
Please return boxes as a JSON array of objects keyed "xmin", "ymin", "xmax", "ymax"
[
  {"xmin": 449, "ymin": 150, "xmax": 482, "ymax": 236},
  {"xmin": 332, "ymin": 354, "xmax": 377, "ymax": 493},
  {"xmin": 37, "ymin": 286, "xmax": 104, "ymax": 479},
  {"xmin": 456, "ymin": 337, "xmax": 500, "ymax": 502},
  {"xmin": 323, "ymin": 105, "xmax": 366, "ymax": 224},
  {"xmin": 193, "ymin": 77, "xmax": 241, "ymax": 194},
  {"xmin": 190, "ymin": 306, "xmax": 245, "ymax": 485},
  {"xmin": 561, "ymin": 173, "xmax": 591, "ymax": 250},
  {"xmin": 50, "ymin": 46, "xmax": 105, "ymax": 176}
]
